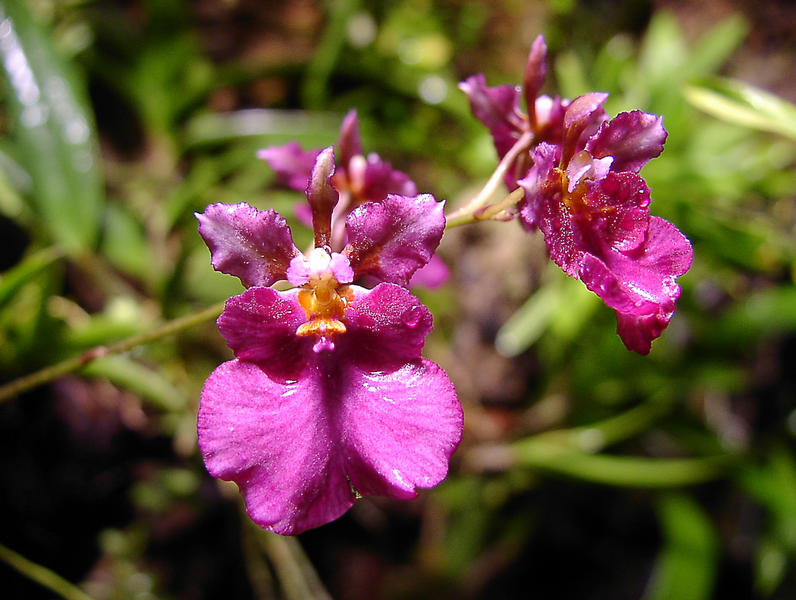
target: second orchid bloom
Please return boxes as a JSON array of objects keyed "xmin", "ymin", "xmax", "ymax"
[{"xmin": 461, "ymin": 36, "xmax": 693, "ymax": 354}]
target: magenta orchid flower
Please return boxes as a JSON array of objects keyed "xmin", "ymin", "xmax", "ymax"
[
  {"xmin": 258, "ymin": 110, "xmax": 449, "ymax": 288},
  {"xmin": 459, "ymin": 35, "xmax": 573, "ymax": 190},
  {"xmin": 196, "ymin": 147, "xmax": 462, "ymax": 535},
  {"xmin": 518, "ymin": 94, "xmax": 692, "ymax": 354}
]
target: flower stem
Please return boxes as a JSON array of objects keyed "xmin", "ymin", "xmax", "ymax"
[
  {"xmin": 445, "ymin": 187, "xmax": 526, "ymax": 229},
  {"xmin": 0, "ymin": 542, "xmax": 94, "ymax": 600},
  {"xmin": 446, "ymin": 131, "xmax": 533, "ymax": 222},
  {"xmin": 0, "ymin": 301, "xmax": 226, "ymax": 403},
  {"xmin": 251, "ymin": 522, "xmax": 332, "ymax": 600}
]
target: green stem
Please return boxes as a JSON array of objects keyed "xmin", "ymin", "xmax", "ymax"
[
  {"xmin": 445, "ymin": 131, "xmax": 532, "ymax": 222},
  {"xmin": 252, "ymin": 523, "xmax": 332, "ymax": 600},
  {"xmin": 0, "ymin": 301, "xmax": 226, "ymax": 403},
  {"xmin": 445, "ymin": 187, "xmax": 525, "ymax": 229},
  {"xmin": 0, "ymin": 543, "xmax": 94, "ymax": 600}
]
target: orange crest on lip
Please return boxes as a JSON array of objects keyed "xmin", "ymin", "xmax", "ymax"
[{"xmin": 295, "ymin": 282, "xmax": 354, "ymax": 342}]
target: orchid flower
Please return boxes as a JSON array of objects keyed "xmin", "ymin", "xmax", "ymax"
[
  {"xmin": 196, "ymin": 147, "xmax": 462, "ymax": 535},
  {"xmin": 518, "ymin": 94, "xmax": 692, "ymax": 354}
]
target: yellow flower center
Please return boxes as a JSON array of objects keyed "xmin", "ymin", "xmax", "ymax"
[{"xmin": 295, "ymin": 274, "xmax": 353, "ymax": 340}]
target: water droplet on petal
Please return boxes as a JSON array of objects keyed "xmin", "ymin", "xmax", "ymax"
[{"xmin": 401, "ymin": 305, "xmax": 422, "ymax": 328}]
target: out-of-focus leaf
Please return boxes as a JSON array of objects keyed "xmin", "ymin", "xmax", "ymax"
[
  {"xmin": 301, "ymin": 0, "xmax": 360, "ymax": 108},
  {"xmin": 685, "ymin": 77, "xmax": 796, "ymax": 140},
  {"xmin": 505, "ymin": 437, "xmax": 731, "ymax": 487},
  {"xmin": 0, "ymin": 0, "xmax": 104, "ymax": 252},
  {"xmin": 638, "ymin": 12, "xmax": 687, "ymax": 88},
  {"xmin": 82, "ymin": 355, "xmax": 185, "ymax": 412},
  {"xmin": 182, "ymin": 109, "xmax": 342, "ymax": 149},
  {"xmin": 686, "ymin": 15, "xmax": 747, "ymax": 78},
  {"xmin": 101, "ymin": 202, "xmax": 156, "ymax": 281},
  {"xmin": 736, "ymin": 447, "xmax": 796, "ymax": 595},
  {"xmin": 0, "ymin": 246, "xmax": 61, "ymax": 309},
  {"xmin": 496, "ymin": 270, "xmax": 598, "ymax": 357},
  {"xmin": 712, "ymin": 286, "xmax": 796, "ymax": 347},
  {"xmin": 645, "ymin": 493, "xmax": 718, "ymax": 600}
]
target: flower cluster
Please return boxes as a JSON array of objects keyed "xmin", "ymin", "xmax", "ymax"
[
  {"xmin": 196, "ymin": 34, "xmax": 694, "ymax": 536},
  {"xmin": 196, "ymin": 148, "xmax": 462, "ymax": 535},
  {"xmin": 461, "ymin": 36, "xmax": 692, "ymax": 353}
]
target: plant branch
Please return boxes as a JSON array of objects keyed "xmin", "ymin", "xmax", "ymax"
[
  {"xmin": 446, "ymin": 131, "xmax": 532, "ymax": 222},
  {"xmin": 0, "ymin": 301, "xmax": 226, "ymax": 403}
]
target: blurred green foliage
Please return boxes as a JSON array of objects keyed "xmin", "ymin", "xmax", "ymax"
[{"xmin": 0, "ymin": 1, "xmax": 795, "ymax": 599}]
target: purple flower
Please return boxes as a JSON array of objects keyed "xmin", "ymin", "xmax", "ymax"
[
  {"xmin": 518, "ymin": 96, "xmax": 692, "ymax": 354},
  {"xmin": 196, "ymin": 148, "xmax": 462, "ymax": 535},
  {"xmin": 258, "ymin": 110, "xmax": 448, "ymax": 288},
  {"xmin": 459, "ymin": 36, "xmax": 572, "ymax": 189}
]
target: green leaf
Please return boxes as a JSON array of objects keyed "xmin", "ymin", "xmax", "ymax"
[
  {"xmin": 509, "ymin": 438, "xmax": 731, "ymax": 487},
  {"xmin": 685, "ymin": 77, "xmax": 796, "ymax": 140},
  {"xmin": 0, "ymin": 246, "xmax": 62, "ymax": 309},
  {"xmin": 82, "ymin": 355, "xmax": 185, "ymax": 412},
  {"xmin": 686, "ymin": 15, "xmax": 747, "ymax": 77},
  {"xmin": 646, "ymin": 493, "xmax": 718, "ymax": 600},
  {"xmin": 0, "ymin": 0, "xmax": 104, "ymax": 252}
]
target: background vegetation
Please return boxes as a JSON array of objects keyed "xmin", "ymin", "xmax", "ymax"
[{"xmin": 1, "ymin": 1, "xmax": 795, "ymax": 598}]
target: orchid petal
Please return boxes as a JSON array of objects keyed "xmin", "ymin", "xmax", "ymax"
[
  {"xmin": 586, "ymin": 111, "xmax": 667, "ymax": 173},
  {"xmin": 217, "ymin": 288, "xmax": 310, "ymax": 379},
  {"xmin": 196, "ymin": 203, "xmax": 300, "ymax": 288},
  {"xmin": 562, "ymin": 92, "xmax": 609, "ymax": 166},
  {"xmin": 409, "ymin": 253, "xmax": 449, "ymax": 289},
  {"xmin": 337, "ymin": 110, "xmax": 363, "ymax": 167},
  {"xmin": 459, "ymin": 74, "xmax": 524, "ymax": 158},
  {"xmin": 343, "ymin": 283, "xmax": 433, "ymax": 371},
  {"xmin": 579, "ymin": 216, "xmax": 693, "ymax": 354},
  {"xmin": 518, "ymin": 142, "xmax": 560, "ymax": 231},
  {"xmin": 344, "ymin": 194, "xmax": 445, "ymax": 286},
  {"xmin": 583, "ymin": 171, "xmax": 651, "ymax": 253},
  {"xmin": 361, "ymin": 153, "xmax": 418, "ymax": 203},
  {"xmin": 340, "ymin": 359, "xmax": 462, "ymax": 498},
  {"xmin": 524, "ymin": 35, "xmax": 547, "ymax": 126},
  {"xmin": 198, "ymin": 360, "xmax": 354, "ymax": 535},
  {"xmin": 258, "ymin": 142, "xmax": 320, "ymax": 191}
]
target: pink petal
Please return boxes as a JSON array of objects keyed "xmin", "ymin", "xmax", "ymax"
[
  {"xmin": 337, "ymin": 110, "xmax": 363, "ymax": 167},
  {"xmin": 361, "ymin": 154, "xmax": 418, "ymax": 203},
  {"xmin": 196, "ymin": 203, "xmax": 300, "ymax": 288},
  {"xmin": 519, "ymin": 142, "xmax": 560, "ymax": 231},
  {"xmin": 343, "ymin": 283, "xmax": 433, "ymax": 371},
  {"xmin": 562, "ymin": 92, "xmax": 609, "ymax": 166},
  {"xmin": 524, "ymin": 35, "xmax": 547, "ymax": 125},
  {"xmin": 198, "ymin": 360, "xmax": 355, "ymax": 535},
  {"xmin": 339, "ymin": 359, "xmax": 462, "ymax": 498},
  {"xmin": 258, "ymin": 142, "xmax": 320, "ymax": 191},
  {"xmin": 579, "ymin": 216, "xmax": 693, "ymax": 354},
  {"xmin": 344, "ymin": 194, "xmax": 445, "ymax": 286},
  {"xmin": 409, "ymin": 253, "xmax": 450, "ymax": 289},
  {"xmin": 586, "ymin": 111, "xmax": 667, "ymax": 174},
  {"xmin": 217, "ymin": 288, "xmax": 311, "ymax": 379},
  {"xmin": 583, "ymin": 171, "xmax": 651, "ymax": 253},
  {"xmin": 459, "ymin": 74, "xmax": 524, "ymax": 158}
]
